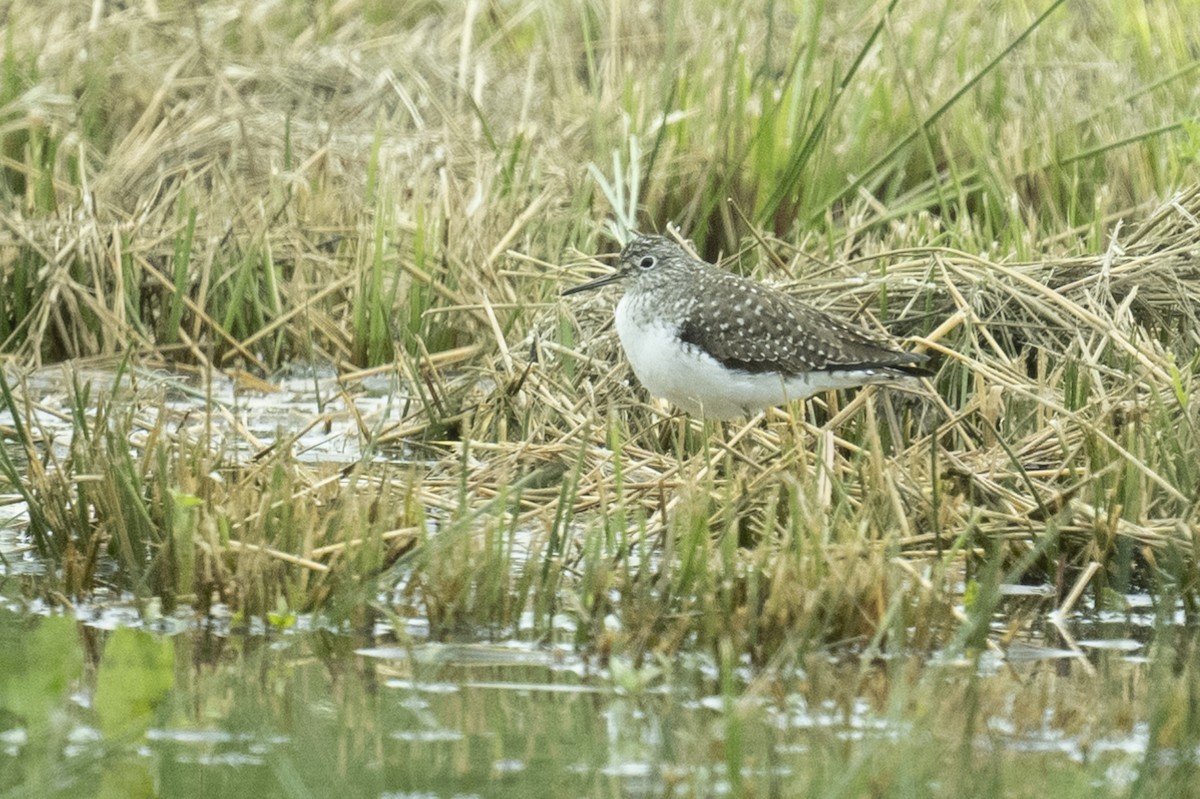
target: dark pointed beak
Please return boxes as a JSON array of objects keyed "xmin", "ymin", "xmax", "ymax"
[{"xmin": 561, "ymin": 271, "xmax": 624, "ymax": 296}]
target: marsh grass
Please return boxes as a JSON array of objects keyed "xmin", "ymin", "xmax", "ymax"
[{"xmin": 0, "ymin": 0, "xmax": 1198, "ymax": 666}]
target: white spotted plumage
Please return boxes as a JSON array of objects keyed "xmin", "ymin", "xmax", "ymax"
[{"xmin": 564, "ymin": 234, "xmax": 929, "ymax": 419}]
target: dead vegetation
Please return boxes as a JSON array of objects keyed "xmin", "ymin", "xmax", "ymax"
[{"xmin": 0, "ymin": 1, "xmax": 1199, "ymax": 656}]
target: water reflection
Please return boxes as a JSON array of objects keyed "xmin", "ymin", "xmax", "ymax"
[{"xmin": 3, "ymin": 598, "xmax": 1196, "ymax": 799}]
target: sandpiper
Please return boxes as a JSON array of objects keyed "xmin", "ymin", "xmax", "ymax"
[{"xmin": 563, "ymin": 234, "xmax": 929, "ymax": 419}]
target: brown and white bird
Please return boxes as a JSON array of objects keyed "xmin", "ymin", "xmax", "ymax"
[{"xmin": 563, "ymin": 234, "xmax": 929, "ymax": 419}]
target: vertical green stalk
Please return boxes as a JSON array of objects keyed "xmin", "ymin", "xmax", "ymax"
[{"xmin": 165, "ymin": 205, "xmax": 197, "ymax": 343}]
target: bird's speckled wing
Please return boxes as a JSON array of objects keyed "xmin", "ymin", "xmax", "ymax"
[{"xmin": 676, "ymin": 266, "xmax": 927, "ymax": 377}]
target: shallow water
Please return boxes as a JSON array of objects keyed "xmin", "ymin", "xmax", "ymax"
[
  {"xmin": 2, "ymin": 366, "xmax": 1197, "ymax": 797},
  {"xmin": 2, "ymin": 578, "xmax": 1189, "ymax": 798},
  {"xmin": 0, "ymin": 363, "xmax": 417, "ymax": 468}
]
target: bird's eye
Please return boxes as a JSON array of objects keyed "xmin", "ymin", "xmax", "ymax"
[{"xmin": 638, "ymin": 256, "xmax": 656, "ymax": 270}]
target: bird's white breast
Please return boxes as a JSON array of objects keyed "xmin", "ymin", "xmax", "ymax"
[{"xmin": 614, "ymin": 295, "xmax": 892, "ymax": 419}]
